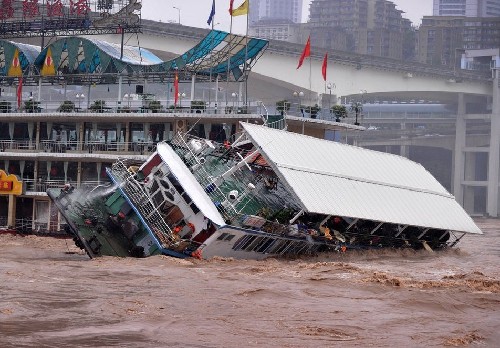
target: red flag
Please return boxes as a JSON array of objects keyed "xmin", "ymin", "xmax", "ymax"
[
  {"xmin": 322, "ymin": 52, "xmax": 328, "ymax": 81},
  {"xmin": 17, "ymin": 77, "xmax": 23, "ymax": 108},
  {"xmin": 229, "ymin": 0, "xmax": 234, "ymax": 15},
  {"xmin": 174, "ymin": 70, "xmax": 179, "ymax": 107},
  {"xmin": 297, "ymin": 36, "xmax": 310, "ymax": 69}
]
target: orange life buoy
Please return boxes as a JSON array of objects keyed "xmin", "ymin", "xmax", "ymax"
[
  {"xmin": 191, "ymin": 249, "xmax": 203, "ymax": 259},
  {"xmin": 187, "ymin": 222, "xmax": 195, "ymax": 233}
]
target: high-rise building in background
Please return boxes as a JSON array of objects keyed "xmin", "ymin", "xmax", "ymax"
[
  {"xmin": 418, "ymin": 16, "xmax": 500, "ymax": 67},
  {"xmin": 433, "ymin": 0, "xmax": 500, "ymax": 17},
  {"xmin": 249, "ymin": 0, "xmax": 304, "ymax": 25},
  {"xmin": 307, "ymin": 0, "xmax": 414, "ymax": 60}
]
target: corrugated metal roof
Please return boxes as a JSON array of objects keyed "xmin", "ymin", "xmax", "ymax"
[{"xmin": 241, "ymin": 123, "xmax": 482, "ymax": 235}]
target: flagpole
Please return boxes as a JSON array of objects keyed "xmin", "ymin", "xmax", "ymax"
[
  {"xmin": 244, "ymin": 1, "xmax": 250, "ymax": 108},
  {"xmin": 209, "ymin": 1, "xmax": 214, "ymax": 112},
  {"xmin": 309, "ymin": 50, "xmax": 312, "ymax": 110},
  {"xmin": 226, "ymin": 14, "xmax": 233, "ymax": 109}
]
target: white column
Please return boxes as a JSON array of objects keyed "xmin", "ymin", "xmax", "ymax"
[
  {"xmin": 453, "ymin": 93, "xmax": 466, "ymax": 206},
  {"xmin": 96, "ymin": 162, "xmax": 102, "ymax": 184},
  {"xmin": 116, "ymin": 123, "xmax": 122, "ymax": 142},
  {"xmin": 28, "ymin": 122, "xmax": 34, "ymax": 149},
  {"xmin": 118, "ymin": 75, "xmax": 123, "ymax": 102},
  {"xmin": 190, "ymin": 74, "xmax": 196, "ymax": 101},
  {"xmin": 64, "ymin": 161, "xmax": 68, "ymax": 183},
  {"xmin": 204, "ymin": 123, "xmax": 211, "ymax": 139},
  {"xmin": 19, "ymin": 160, "xmax": 25, "ymax": 179},
  {"xmin": 215, "ymin": 76, "xmax": 219, "ymax": 113},
  {"xmin": 487, "ymin": 68, "xmax": 500, "ymax": 217},
  {"xmin": 46, "ymin": 122, "xmax": 53, "ymax": 140},
  {"xmin": 46, "ymin": 160, "xmax": 51, "ymax": 180},
  {"xmin": 144, "ymin": 123, "xmax": 150, "ymax": 142},
  {"xmin": 37, "ymin": 78, "xmax": 42, "ymax": 102}
]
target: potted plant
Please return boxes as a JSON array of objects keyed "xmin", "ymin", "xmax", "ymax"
[
  {"xmin": 191, "ymin": 100, "xmax": 206, "ymax": 112},
  {"xmin": 307, "ymin": 104, "xmax": 320, "ymax": 119},
  {"xmin": 330, "ymin": 104, "xmax": 348, "ymax": 122},
  {"xmin": 89, "ymin": 100, "xmax": 107, "ymax": 113},
  {"xmin": 57, "ymin": 100, "xmax": 76, "ymax": 112},
  {"xmin": 350, "ymin": 101, "xmax": 363, "ymax": 125},
  {"xmin": 276, "ymin": 100, "xmax": 290, "ymax": 116},
  {"xmin": 148, "ymin": 100, "xmax": 163, "ymax": 113},
  {"xmin": 24, "ymin": 99, "xmax": 42, "ymax": 113}
]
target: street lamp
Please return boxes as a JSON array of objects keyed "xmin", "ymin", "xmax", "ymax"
[
  {"xmin": 173, "ymin": 6, "xmax": 181, "ymax": 24},
  {"xmin": 123, "ymin": 93, "xmax": 133, "ymax": 109},
  {"xmin": 178, "ymin": 92, "xmax": 186, "ymax": 108},
  {"xmin": 327, "ymin": 82, "xmax": 335, "ymax": 110},
  {"xmin": 293, "ymin": 91, "xmax": 304, "ymax": 116},
  {"xmin": 231, "ymin": 92, "xmax": 238, "ymax": 112},
  {"xmin": 76, "ymin": 93, "xmax": 85, "ymax": 110}
]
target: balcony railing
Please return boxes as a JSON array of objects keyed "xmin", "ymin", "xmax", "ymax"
[
  {"xmin": 0, "ymin": 99, "xmax": 266, "ymax": 115},
  {"xmin": 1, "ymin": 139, "xmax": 156, "ymax": 155},
  {"xmin": 23, "ymin": 179, "xmax": 113, "ymax": 193}
]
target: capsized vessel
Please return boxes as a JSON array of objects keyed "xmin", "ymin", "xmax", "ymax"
[{"xmin": 47, "ymin": 122, "xmax": 482, "ymax": 259}]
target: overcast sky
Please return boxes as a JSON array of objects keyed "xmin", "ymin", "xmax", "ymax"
[{"xmin": 141, "ymin": 0, "xmax": 434, "ymax": 34}]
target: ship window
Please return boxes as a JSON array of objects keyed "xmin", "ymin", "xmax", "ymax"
[
  {"xmin": 232, "ymin": 235, "xmax": 251, "ymax": 250},
  {"xmin": 182, "ymin": 192, "xmax": 192, "ymax": 204},
  {"xmin": 150, "ymin": 180, "xmax": 159, "ymax": 193},
  {"xmin": 246, "ymin": 236, "xmax": 264, "ymax": 251},
  {"xmin": 217, "ymin": 233, "xmax": 228, "ymax": 240},
  {"xmin": 159, "ymin": 178, "xmax": 170, "ymax": 190},
  {"xmin": 167, "ymin": 173, "xmax": 184, "ymax": 195},
  {"xmin": 257, "ymin": 238, "xmax": 275, "ymax": 253},
  {"xmin": 225, "ymin": 234, "xmax": 235, "ymax": 241},
  {"xmin": 152, "ymin": 190, "xmax": 164, "ymax": 207},
  {"xmin": 190, "ymin": 203, "xmax": 200, "ymax": 214},
  {"xmin": 164, "ymin": 191, "xmax": 175, "ymax": 202},
  {"xmin": 240, "ymin": 236, "xmax": 256, "ymax": 250}
]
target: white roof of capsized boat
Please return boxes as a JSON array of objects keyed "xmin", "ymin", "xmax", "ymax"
[
  {"xmin": 156, "ymin": 143, "xmax": 226, "ymax": 227},
  {"xmin": 241, "ymin": 122, "xmax": 482, "ymax": 235}
]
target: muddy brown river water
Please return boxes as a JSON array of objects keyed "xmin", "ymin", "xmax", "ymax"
[{"xmin": 1, "ymin": 218, "xmax": 499, "ymax": 347}]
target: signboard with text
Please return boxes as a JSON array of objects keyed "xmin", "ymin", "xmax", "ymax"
[
  {"xmin": 0, "ymin": 0, "xmax": 142, "ymax": 38},
  {"xmin": 0, "ymin": 169, "xmax": 23, "ymax": 195}
]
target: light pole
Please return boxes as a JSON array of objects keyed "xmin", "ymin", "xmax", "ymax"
[
  {"xmin": 173, "ymin": 6, "xmax": 181, "ymax": 24},
  {"xmin": 327, "ymin": 82, "xmax": 335, "ymax": 111},
  {"xmin": 293, "ymin": 91, "xmax": 304, "ymax": 116},
  {"xmin": 76, "ymin": 93, "xmax": 84, "ymax": 110},
  {"xmin": 231, "ymin": 92, "xmax": 238, "ymax": 112},
  {"xmin": 178, "ymin": 92, "xmax": 186, "ymax": 108},
  {"xmin": 123, "ymin": 93, "xmax": 132, "ymax": 109},
  {"xmin": 350, "ymin": 90, "xmax": 366, "ymax": 126}
]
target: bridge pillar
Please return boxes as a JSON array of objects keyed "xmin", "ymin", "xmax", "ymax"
[
  {"xmin": 400, "ymin": 122, "xmax": 409, "ymax": 158},
  {"xmin": 463, "ymin": 152, "xmax": 476, "ymax": 213},
  {"xmin": 453, "ymin": 93, "xmax": 466, "ymax": 206},
  {"xmin": 487, "ymin": 68, "xmax": 500, "ymax": 217}
]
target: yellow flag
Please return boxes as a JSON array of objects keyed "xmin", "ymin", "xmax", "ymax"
[
  {"xmin": 41, "ymin": 47, "xmax": 56, "ymax": 76},
  {"xmin": 7, "ymin": 49, "xmax": 23, "ymax": 77},
  {"xmin": 231, "ymin": 0, "xmax": 248, "ymax": 16}
]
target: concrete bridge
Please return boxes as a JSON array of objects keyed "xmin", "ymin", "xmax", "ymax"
[{"xmin": 91, "ymin": 20, "xmax": 492, "ymax": 105}]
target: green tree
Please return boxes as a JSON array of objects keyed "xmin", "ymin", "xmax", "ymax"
[
  {"xmin": 57, "ymin": 100, "xmax": 76, "ymax": 112},
  {"xmin": 330, "ymin": 104, "xmax": 348, "ymax": 122},
  {"xmin": 276, "ymin": 100, "xmax": 290, "ymax": 115}
]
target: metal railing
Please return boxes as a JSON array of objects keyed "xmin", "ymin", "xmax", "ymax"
[
  {"xmin": 23, "ymin": 179, "xmax": 112, "ymax": 193},
  {"xmin": 109, "ymin": 160, "xmax": 177, "ymax": 248},
  {"xmin": 1, "ymin": 139, "xmax": 156, "ymax": 155},
  {"xmin": 0, "ymin": 99, "xmax": 266, "ymax": 115}
]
